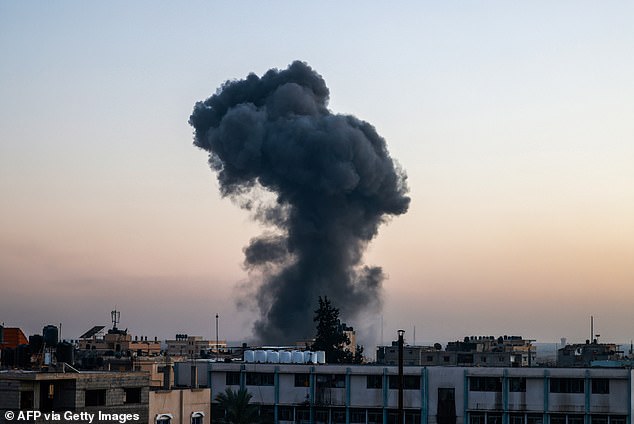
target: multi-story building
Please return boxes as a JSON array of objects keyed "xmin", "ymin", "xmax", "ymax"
[
  {"xmin": 165, "ymin": 334, "xmax": 227, "ymax": 359},
  {"xmin": 557, "ymin": 342, "xmax": 621, "ymax": 367},
  {"xmin": 0, "ymin": 370, "xmax": 149, "ymax": 424},
  {"xmin": 173, "ymin": 361, "xmax": 632, "ymax": 424},
  {"xmin": 378, "ymin": 336, "xmax": 536, "ymax": 367}
]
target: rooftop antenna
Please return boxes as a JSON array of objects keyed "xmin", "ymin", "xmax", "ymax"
[
  {"xmin": 413, "ymin": 325, "xmax": 416, "ymax": 346},
  {"xmin": 111, "ymin": 309, "xmax": 120, "ymax": 330},
  {"xmin": 591, "ymin": 315, "xmax": 593, "ymax": 343}
]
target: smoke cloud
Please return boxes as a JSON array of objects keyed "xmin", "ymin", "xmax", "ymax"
[{"xmin": 190, "ymin": 61, "xmax": 409, "ymax": 343}]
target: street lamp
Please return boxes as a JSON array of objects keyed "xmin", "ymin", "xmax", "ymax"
[{"xmin": 398, "ymin": 330, "xmax": 405, "ymax": 424}]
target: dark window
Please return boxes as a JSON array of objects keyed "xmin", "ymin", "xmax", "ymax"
[
  {"xmin": 470, "ymin": 413, "xmax": 485, "ymax": 424},
  {"xmin": 225, "ymin": 371, "xmax": 240, "ymax": 386},
  {"xmin": 368, "ymin": 409, "xmax": 383, "ymax": 424},
  {"xmin": 487, "ymin": 414, "xmax": 502, "ymax": 424},
  {"xmin": 350, "ymin": 409, "xmax": 366, "ymax": 423},
  {"xmin": 426, "ymin": 355, "xmax": 434, "ymax": 362},
  {"xmin": 550, "ymin": 378, "xmax": 584, "ymax": 393},
  {"xmin": 527, "ymin": 414, "xmax": 543, "ymax": 424},
  {"xmin": 592, "ymin": 378, "xmax": 609, "ymax": 394},
  {"xmin": 509, "ymin": 377, "xmax": 526, "ymax": 392},
  {"xmin": 457, "ymin": 353, "xmax": 473, "ymax": 363},
  {"xmin": 611, "ymin": 417, "xmax": 626, "ymax": 424},
  {"xmin": 568, "ymin": 416, "xmax": 584, "ymax": 424},
  {"xmin": 591, "ymin": 417, "xmax": 608, "ymax": 424},
  {"xmin": 294, "ymin": 373, "xmax": 310, "ymax": 387},
  {"xmin": 246, "ymin": 372, "xmax": 274, "ymax": 386},
  {"xmin": 469, "ymin": 377, "xmax": 502, "ymax": 392},
  {"xmin": 443, "ymin": 356, "xmax": 450, "ymax": 362},
  {"xmin": 20, "ymin": 391, "xmax": 34, "ymax": 409},
  {"xmin": 550, "ymin": 416, "xmax": 566, "ymax": 424},
  {"xmin": 85, "ymin": 389, "xmax": 106, "ymax": 406},
  {"xmin": 191, "ymin": 414, "xmax": 203, "ymax": 424},
  {"xmin": 367, "ymin": 375, "xmax": 383, "ymax": 389},
  {"xmin": 510, "ymin": 414, "xmax": 524, "ymax": 424},
  {"xmin": 481, "ymin": 356, "xmax": 487, "ymax": 363},
  {"xmin": 316, "ymin": 374, "xmax": 346, "ymax": 388},
  {"xmin": 389, "ymin": 375, "xmax": 421, "ymax": 390},
  {"xmin": 279, "ymin": 407, "xmax": 293, "ymax": 421},
  {"xmin": 124, "ymin": 387, "xmax": 142, "ymax": 404},
  {"xmin": 332, "ymin": 409, "xmax": 346, "ymax": 424},
  {"xmin": 156, "ymin": 417, "xmax": 171, "ymax": 424}
]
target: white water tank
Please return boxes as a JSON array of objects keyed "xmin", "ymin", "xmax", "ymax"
[
  {"xmin": 255, "ymin": 350, "xmax": 267, "ymax": 363},
  {"xmin": 310, "ymin": 352, "xmax": 318, "ymax": 364},
  {"xmin": 316, "ymin": 351, "xmax": 326, "ymax": 364},
  {"xmin": 303, "ymin": 351, "xmax": 312, "ymax": 363},
  {"xmin": 244, "ymin": 350, "xmax": 255, "ymax": 363},
  {"xmin": 280, "ymin": 351, "xmax": 292, "ymax": 363},
  {"xmin": 267, "ymin": 350, "xmax": 280, "ymax": 363},
  {"xmin": 292, "ymin": 350, "xmax": 304, "ymax": 364}
]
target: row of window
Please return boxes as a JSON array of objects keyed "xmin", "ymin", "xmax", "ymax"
[
  {"xmin": 84, "ymin": 387, "xmax": 142, "ymax": 406},
  {"xmin": 225, "ymin": 373, "xmax": 611, "ymax": 395},
  {"xmin": 468, "ymin": 377, "xmax": 609, "ymax": 394},
  {"xmin": 470, "ymin": 414, "xmax": 626, "ymax": 424}
]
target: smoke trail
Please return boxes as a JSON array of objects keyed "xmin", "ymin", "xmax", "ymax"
[{"xmin": 190, "ymin": 61, "xmax": 410, "ymax": 343}]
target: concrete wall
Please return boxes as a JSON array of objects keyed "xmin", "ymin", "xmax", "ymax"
[{"xmin": 149, "ymin": 388, "xmax": 210, "ymax": 424}]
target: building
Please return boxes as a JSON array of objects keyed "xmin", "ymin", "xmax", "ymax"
[
  {"xmin": 0, "ymin": 370, "xmax": 149, "ymax": 424},
  {"xmin": 557, "ymin": 341, "xmax": 621, "ymax": 367},
  {"xmin": 165, "ymin": 334, "xmax": 227, "ymax": 359},
  {"xmin": 0, "ymin": 326, "xmax": 28, "ymax": 350},
  {"xmin": 378, "ymin": 336, "xmax": 536, "ymax": 367},
  {"xmin": 173, "ymin": 361, "xmax": 632, "ymax": 424}
]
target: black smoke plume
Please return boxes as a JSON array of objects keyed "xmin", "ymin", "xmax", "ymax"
[{"xmin": 190, "ymin": 61, "xmax": 410, "ymax": 343}]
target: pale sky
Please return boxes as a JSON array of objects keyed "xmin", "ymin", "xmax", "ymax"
[{"xmin": 1, "ymin": 1, "xmax": 633, "ymax": 349}]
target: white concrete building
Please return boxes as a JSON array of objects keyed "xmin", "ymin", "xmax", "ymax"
[{"xmin": 173, "ymin": 362, "xmax": 633, "ymax": 424}]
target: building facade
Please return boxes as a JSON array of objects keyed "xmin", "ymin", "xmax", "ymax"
[{"xmin": 173, "ymin": 362, "xmax": 633, "ymax": 424}]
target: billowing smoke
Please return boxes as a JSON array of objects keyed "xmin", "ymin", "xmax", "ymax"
[{"xmin": 190, "ymin": 61, "xmax": 410, "ymax": 343}]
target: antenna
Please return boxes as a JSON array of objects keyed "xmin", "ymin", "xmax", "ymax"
[
  {"xmin": 591, "ymin": 315, "xmax": 593, "ymax": 343},
  {"xmin": 111, "ymin": 309, "xmax": 120, "ymax": 330}
]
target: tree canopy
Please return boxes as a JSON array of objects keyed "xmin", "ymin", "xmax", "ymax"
[
  {"xmin": 312, "ymin": 296, "xmax": 354, "ymax": 363},
  {"xmin": 214, "ymin": 387, "xmax": 259, "ymax": 424}
]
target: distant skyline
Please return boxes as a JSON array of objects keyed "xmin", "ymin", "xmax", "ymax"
[{"xmin": 1, "ymin": 2, "xmax": 633, "ymax": 349}]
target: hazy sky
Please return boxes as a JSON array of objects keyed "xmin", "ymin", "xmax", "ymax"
[{"xmin": 1, "ymin": 1, "xmax": 632, "ymax": 348}]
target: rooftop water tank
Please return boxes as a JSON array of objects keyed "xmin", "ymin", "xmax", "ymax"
[
  {"xmin": 267, "ymin": 350, "xmax": 280, "ymax": 363},
  {"xmin": 291, "ymin": 350, "xmax": 303, "ymax": 364},
  {"xmin": 244, "ymin": 350, "xmax": 255, "ymax": 363},
  {"xmin": 254, "ymin": 350, "xmax": 267, "ymax": 363},
  {"xmin": 43, "ymin": 325, "xmax": 59, "ymax": 347},
  {"xmin": 280, "ymin": 351, "xmax": 292, "ymax": 363},
  {"xmin": 316, "ymin": 351, "xmax": 326, "ymax": 364}
]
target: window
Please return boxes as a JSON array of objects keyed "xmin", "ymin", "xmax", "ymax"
[
  {"xmin": 20, "ymin": 391, "xmax": 34, "ymax": 409},
  {"xmin": 124, "ymin": 387, "xmax": 142, "ymax": 404},
  {"xmin": 191, "ymin": 412, "xmax": 204, "ymax": 424},
  {"xmin": 481, "ymin": 356, "xmax": 487, "ymax": 363},
  {"xmin": 510, "ymin": 414, "xmax": 524, "ymax": 424},
  {"xmin": 225, "ymin": 372, "xmax": 240, "ymax": 386},
  {"xmin": 367, "ymin": 375, "xmax": 382, "ymax": 389},
  {"xmin": 443, "ymin": 356, "xmax": 450, "ymax": 363},
  {"xmin": 592, "ymin": 378, "xmax": 609, "ymax": 394},
  {"xmin": 509, "ymin": 377, "xmax": 526, "ymax": 392},
  {"xmin": 469, "ymin": 377, "xmax": 502, "ymax": 392},
  {"xmin": 350, "ymin": 409, "xmax": 366, "ymax": 423},
  {"xmin": 470, "ymin": 413, "xmax": 485, "ymax": 424},
  {"xmin": 316, "ymin": 374, "xmax": 346, "ymax": 388},
  {"xmin": 527, "ymin": 415, "xmax": 543, "ymax": 424},
  {"xmin": 591, "ymin": 417, "xmax": 608, "ymax": 424},
  {"xmin": 246, "ymin": 372, "xmax": 274, "ymax": 386},
  {"xmin": 279, "ymin": 407, "xmax": 294, "ymax": 421},
  {"xmin": 294, "ymin": 373, "xmax": 310, "ymax": 387},
  {"xmin": 388, "ymin": 375, "xmax": 420, "ymax": 390},
  {"xmin": 550, "ymin": 378, "xmax": 584, "ymax": 393},
  {"xmin": 488, "ymin": 415, "xmax": 503, "ymax": 424},
  {"xmin": 568, "ymin": 416, "xmax": 584, "ymax": 424},
  {"xmin": 611, "ymin": 416, "xmax": 626, "ymax": 424},
  {"xmin": 550, "ymin": 415, "xmax": 566, "ymax": 424},
  {"xmin": 426, "ymin": 355, "xmax": 434, "ymax": 362},
  {"xmin": 85, "ymin": 389, "xmax": 106, "ymax": 406}
]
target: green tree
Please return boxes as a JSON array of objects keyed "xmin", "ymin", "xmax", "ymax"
[
  {"xmin": 312, "ymin": 296, "xmax": 353, "ymax": 363},
  {"xmin": 214, "ymin": 387, "xmax": 259, "ymax": 424},
  {"xmin": 353, "ymin": 344, "xmax": 365, "ymax": 364}
]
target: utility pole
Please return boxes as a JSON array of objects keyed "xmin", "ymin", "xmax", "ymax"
[
  {"xmin": 215, "ymin": 313, "xmax": 219, "ymax": 360},
  {"xmin": 398, "ymin": 329, "xmax": 405, "ymax": 424}
]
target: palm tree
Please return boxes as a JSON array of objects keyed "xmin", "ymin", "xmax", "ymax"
[{"xmin": 214, "ymin": 387, "xmax": 260, "ymax": 424}]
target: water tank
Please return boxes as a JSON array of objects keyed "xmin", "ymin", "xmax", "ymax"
[
  {"xmin": 244, "ymin": 350, "xmax": 255, "ymax": 363},
  {"xmin": 254, "ymin": 350, "xmax": 267, "ymax": 363},
  {"xmin": 44, "ymin": 352, "xmax": 52, "ymax": 365},
  {"xmin": 316, "ymin": 351, "xmax": 326, "ymax": 364},
  {"xmin": 43, "ymin": 325, "xmax": 59, "ymax": 347},
  {"xmin": 267, "ymin": 350, "xmax": 280, "ymax": 363},
  {"xmin": 56, "ymin": 342, "xmax": 74, "ymax": 365},
  {"xmin": 291, "ymin": 350, "xmax": 304, "ymax": 364},
  {"xmin": 17, "ymin": 344, "xmax": 31, "ymax": 368},
  {"xmin": 280, "ymin": 350, "xmax": 292, "ymax": 363},
  {"xmin": 29, "ymin": 335, "xmax": 44, "ymax": 353},
  {"xmin": 309, "ymin": 352, "xmax": 318, "ymax": 364},
  {"xmin": 303, "ymin": 351, "xmax": 313, "ymax": 363}
]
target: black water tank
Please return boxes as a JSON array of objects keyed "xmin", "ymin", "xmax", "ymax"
[
  {"xmin": 17, "ymin": 344, "xmax": 31, "ymax": 368},
  {"xmin": 29, "ymin": 334, "xmax": 44, "ymax": 353},
  {"xmin": 43, "ymin": 325, "xmax": 59, "ymax": 346},
  {"xmin": 56, "ymin": 342, "xmax": 74, "ymax": 365}
]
